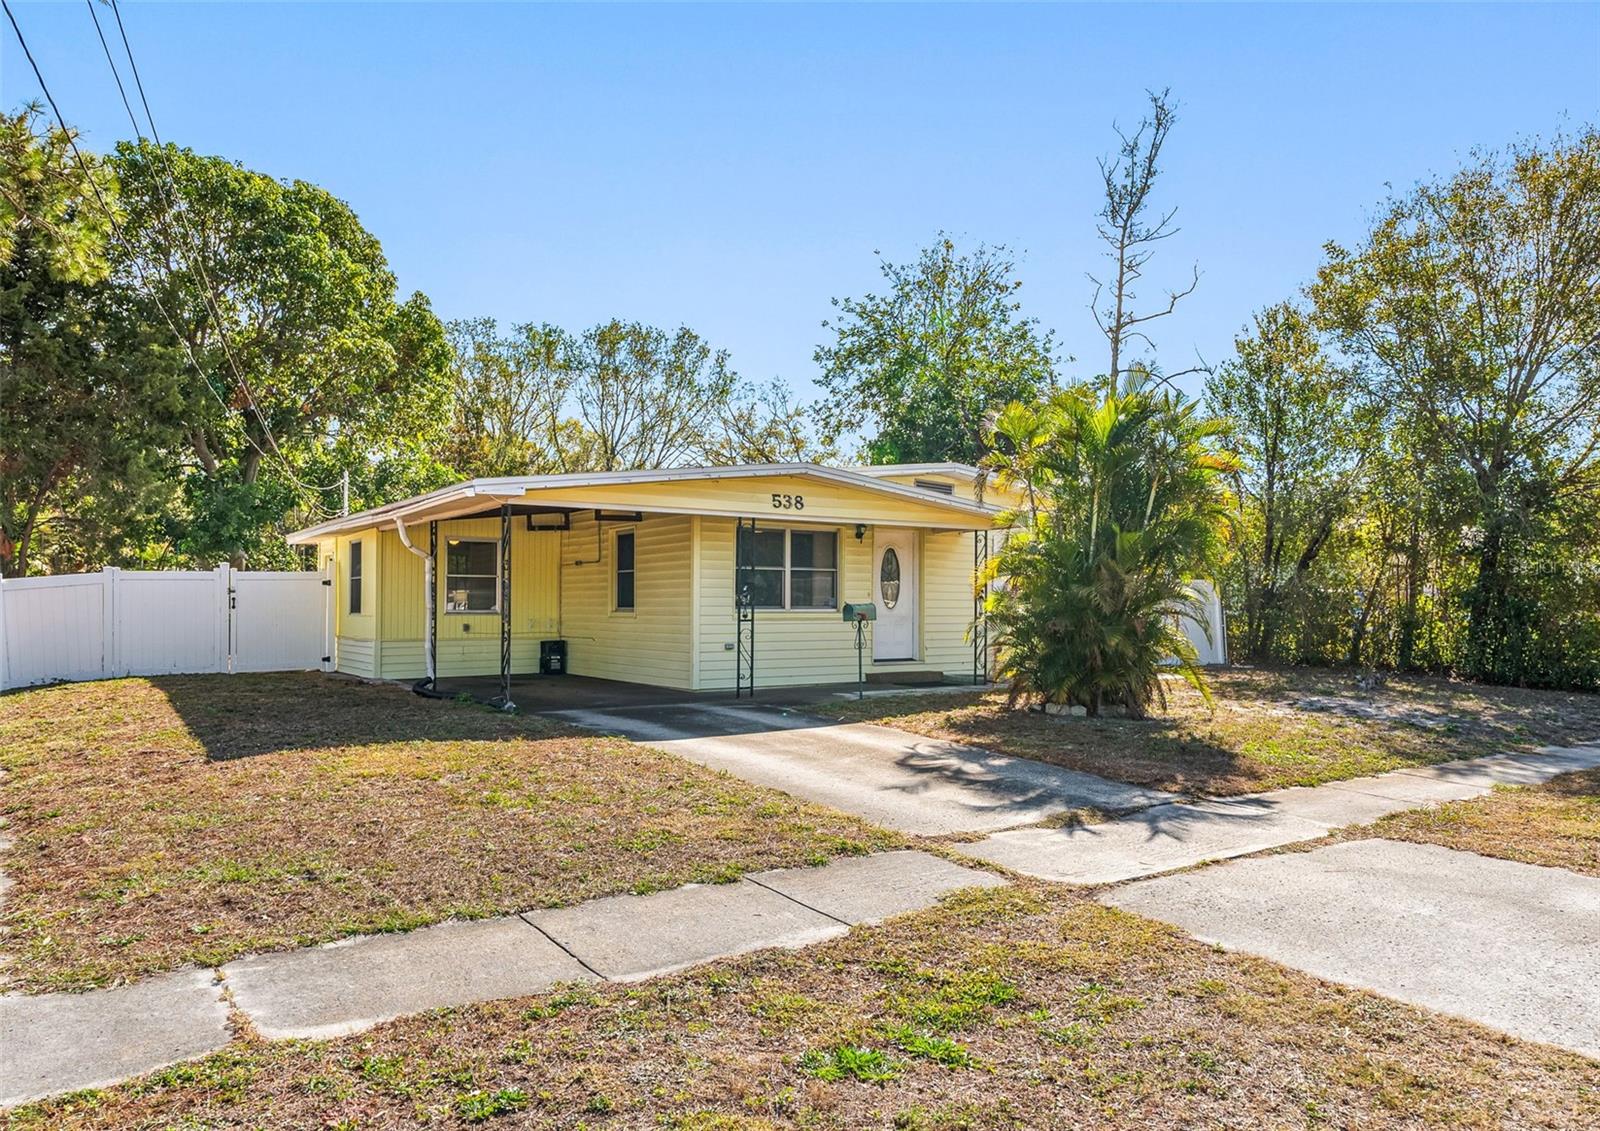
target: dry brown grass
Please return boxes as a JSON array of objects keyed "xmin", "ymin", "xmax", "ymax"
[
  {"xmin": 7, "ymin": 883, "xmax": 1596, "ymax": 1130},
  {"xmin": 0, "ymin": 674, "xmax": 898, "ymax": 993},
  {"xmin": 817, "ymin": 667, "xmax": 1600, "ymax": 797},
  {"xmin": 1342, "ymin": 768, "xmax": 1600, "ymax": 877}
]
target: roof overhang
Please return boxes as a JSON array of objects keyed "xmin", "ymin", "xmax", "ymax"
[{"xmin": 286, "ymin": 463, "xmax": 1004, "ymax": 544}]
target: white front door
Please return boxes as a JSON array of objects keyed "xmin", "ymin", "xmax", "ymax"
[{"xmin": 873, "ymin": 529, "xmax": 918, "ymax": 661}]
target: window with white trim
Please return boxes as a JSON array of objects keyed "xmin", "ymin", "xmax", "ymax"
[
  {"xmin": 445, "ymin": 538, "xmax": 499, "ymax": 613},
  {"xmin": 736, "ymin": 527, "xmax": 838, "ymax": 610},
  {"xmin": 614, "ymin": 530, "xmax": 636, "ymax": 611}
]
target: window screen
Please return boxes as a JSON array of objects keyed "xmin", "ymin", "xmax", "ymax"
[
  {"xmin": 737, "ymin": 526, "xmax": 787, "ymax": 608},
  {"xmin": 615, "ymin": 530, "xmax": 636, "ymax": 610},
  {"xmin": 349, "ymin": 540, "xmax": 363, "ymax": 615},
  {"xmin": 789, "ymin": 530, "xmax": 838, "ymax": 609},
  {"xmin": 736, "ymin": 527, "xmax": 838, "ymax": 610},
  {"xmin": 445, "ymin": 539, "xmax": 499, "ymax": 612}
]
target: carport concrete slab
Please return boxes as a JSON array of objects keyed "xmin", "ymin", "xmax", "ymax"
[
  {"xmin": 525, "ymin": 879, "xmax": 846, "ymax": 981},
  {"xmin": 963, "ymin": 799, "xmax": 1334, "ymax": 885},
  {"xmin": 551, "ymin": 703, "xmax": 1176, "ymax": 835},
  {"xmin": 748, "ymin": 850, "xmax": 1007, "ymax": 925},
  {"xmin": 1105, "ymin": 839, "xmax": 1600, "ymax": 1059},
  {"xmin": 223, "ymin": 916, "xmax": 594, "ymax": 1040},
  {"xmin": 1323, "ymin": 772, "xmax": 1492, "ymax": 805},
  {"xmin": 0, "ymin": 969, "xmax": 230, "ymax": 1107}
]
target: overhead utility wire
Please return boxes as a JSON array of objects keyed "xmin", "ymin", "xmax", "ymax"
[
  {"xmin": 84, "ymin": 0, "xmax": 341, "ymax": 501},
  {"xmin": 1, "ymin": 0, "xmax": 265, "ymax": 469}
]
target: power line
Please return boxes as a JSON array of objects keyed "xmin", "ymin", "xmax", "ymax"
[
  {"xmin": 1, "ymin": 0, "xmax": 230, "ymax": 419},
  {"xmin": 83, "ymin": 0, "xmax": 341, "ymax": 500},
  {"xmin": 7, "ymin": 0, "xmax": 336, "ymax": 516}
]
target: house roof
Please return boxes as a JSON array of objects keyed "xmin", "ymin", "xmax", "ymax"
[
  {"xmin": 850, "ymin": 462, "xmax": 985, "ymax": 482},
  {"xmin": 286, "ymin": 462, "xmax": 1004, "ymax": 544}
]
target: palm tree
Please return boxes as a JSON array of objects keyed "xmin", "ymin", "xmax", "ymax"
[{"xmin": 980, "ymin": 381, "xmax": 1235, "ymax": 718}]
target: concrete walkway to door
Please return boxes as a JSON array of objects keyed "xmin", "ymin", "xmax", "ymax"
[{"xmin": 549, "ymin": 701, "xmax": 1177, "ymax": 835}]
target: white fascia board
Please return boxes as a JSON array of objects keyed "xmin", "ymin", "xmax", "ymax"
[
  {"xmin": 286, "ymin": 463, "xmax": 1000, "ymax": 545},
  {"xmin": 849, "ymin": 462, "xmax": 983, "ymax": 481}
]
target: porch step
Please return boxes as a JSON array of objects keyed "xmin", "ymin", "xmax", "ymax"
[{"xmin": 866, "ymin": 669, "xmax": 948, "ymax": 687}]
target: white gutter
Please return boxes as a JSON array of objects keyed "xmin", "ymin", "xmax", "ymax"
[{"xmin": 394, "ymin": 517, "xmax": 436, "ymax": 687}]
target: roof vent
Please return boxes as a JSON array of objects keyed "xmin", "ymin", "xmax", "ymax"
[{"xmin": 913, "ymin": 478, "xmax": 956, "ymax": 495}]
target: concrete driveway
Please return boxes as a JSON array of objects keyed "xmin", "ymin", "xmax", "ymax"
[
  {"xmin": 550, "ymin": 701, "xmax": 1175, "ymax": 836},
  {"xmin": 1105, "ymin": 838, "xmax": 1600, "ymax": 1059}
]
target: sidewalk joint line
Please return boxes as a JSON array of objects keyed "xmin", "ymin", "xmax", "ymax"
[
  {"xmin": 517, "ymin": 915, "xmax": 608, "ymax": 982},
  {"xmin": 741, "ymin": 875, "xmax": 855, "ymax": 928}
]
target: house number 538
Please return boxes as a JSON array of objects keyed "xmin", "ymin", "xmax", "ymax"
[{"xmin": 771, "ymin": 493, "xmax": 804, "ymax": 510}]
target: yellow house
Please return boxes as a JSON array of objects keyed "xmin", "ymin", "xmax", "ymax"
[{"xmin": 287, "ymin": 462, "xmax": 1012, "ymax": 704}]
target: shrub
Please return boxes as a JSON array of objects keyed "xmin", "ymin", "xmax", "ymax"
[{"xmin": 981, "ymin": 382, "xmax": 1235, "ymax": 718}]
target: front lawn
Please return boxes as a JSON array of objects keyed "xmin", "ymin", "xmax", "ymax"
[
  {"xmin": 0, "ymin": 675, "xmax": 897, "ymax": 993},
  {"xmin": 1344, "ymin": 768, "xmax": 1600, "ymax": 877},
  {"xmin": 9, "ymin": 884, "xmax": 1596, "ymax": 1129},
  {"xmin": 816, "ymin": 667, "xmax": 1600, "ymax": 797}
]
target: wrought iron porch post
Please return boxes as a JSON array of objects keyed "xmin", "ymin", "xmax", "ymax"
[
  {"xmin": 499, "ymin": 503, "xmax": 514, "ymax": 710},
  {"xmin": 973, "ymin": 529, "xmax": 990, "ymax": 685},
  {"xmin": 427, "ymin": 520, "xmax": 438, "ymax": 688}
]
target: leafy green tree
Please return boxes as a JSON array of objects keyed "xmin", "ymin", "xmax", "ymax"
[
  {"xmin": 1311, "ymin": 127, "xmax": 1600, "ymax": 683},
  {"xmin": 567, "ymin": 320, "xmax": 739, "ymax": 471},
  {"xmin": 0, "ymin": 110, "xmax": 183, "ymax": 577},
  {"xmin": 815, "ymin": 237, "xmax": 1057, "ymax": 463},
  {"xmin": 1205, "ymin": 303, "xmax": 1368, "ymax": 660},
  {"xmin": 981, "ymin": 382, "xmax": 1235, "ymax": 717},
  {"xmin": 110, "ymin": 140, "xmax": 451, "ymax": 566},
  {"xmin": 442, "ymin": 318, "xmax": 576, "ymax": 477},
  {"xmin": 704, "ymin": 377, "xmax": 834, "ymax": 465}
]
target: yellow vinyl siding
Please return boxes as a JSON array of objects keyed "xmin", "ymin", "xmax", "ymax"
[
  {"xmin": 696, "ymin": 521, "xmax": 979, "ymax": 689},
  {"xmin": 921, "ymin": 530, "xmax": 979, "ymax": 676},
  {"xmin": 330, "ymin": 534, "xmax": 376, "ymax": 677},
  {"xmin": 335, "ymin": 637, "xmax": 376, "ymax": 678},
  {"xmin": 371, "ymin": 519, "xmax": 561, "ymax": 681},
  {"xmin": 696, "ymin": 517, "xmax": 874, "ymax": 689},
  {"xmin": 865, "ymin": 471, "xmax": 1025, "ymax": 509},
  {"xmin": 558, "ymin": 512, "xmax": 694, "ymax": 688}
]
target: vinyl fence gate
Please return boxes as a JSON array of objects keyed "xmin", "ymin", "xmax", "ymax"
[{"xmin": 0, "ymin": 566, "xmax": 333, "ymax": 691}]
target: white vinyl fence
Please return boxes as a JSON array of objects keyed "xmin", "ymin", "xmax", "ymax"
[
  {"xmin": 1177, "ymin": 579, "xmax": 1229, "ymax": 667},
  {"xmin": 0, "ymin": 566, "xmax": 331, "ymax": 691}
]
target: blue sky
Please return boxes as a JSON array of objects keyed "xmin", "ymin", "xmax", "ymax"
[{"xmin": 5, "ymin": 2, "xmax": 1598, "ymax": 405}]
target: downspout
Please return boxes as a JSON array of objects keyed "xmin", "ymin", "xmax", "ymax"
[{"xmin": 394, "ymin": 516, "xmax": 437, "ymax": 693}]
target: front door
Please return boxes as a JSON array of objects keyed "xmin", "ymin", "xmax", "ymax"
[{"xmin": 873, "ymin": 529, "xmax": 918, "ymax": 661}]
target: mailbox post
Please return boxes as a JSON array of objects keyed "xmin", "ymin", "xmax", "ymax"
[{"xmin": 842, "ymin": 602, "xmax": 876, "ymax": 700}]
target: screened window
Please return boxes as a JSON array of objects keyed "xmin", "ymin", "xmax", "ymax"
[
  {"xmin": 445, "ymin": 539, "xmax": 499, "ymax": 613},
  {"xmin": 615, "ymin": 530, "xmax": 636, "ymax": 611},
  {"xmin": 349, "ymin": 541, "xmax": 363, "ymax": 615},
  {"xmin": 736, "ymin": 527, "xmax": 838, "ymax": 610}
]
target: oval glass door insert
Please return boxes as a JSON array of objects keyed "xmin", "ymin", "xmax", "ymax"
[{"xmin": 880, "ymin": 547, "xmax": 901, "ymax": 608}]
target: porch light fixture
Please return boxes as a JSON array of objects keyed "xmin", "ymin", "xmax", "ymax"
[{"xmin": 855, "ymin": 523, "xmax": 868, "ymax": 541}]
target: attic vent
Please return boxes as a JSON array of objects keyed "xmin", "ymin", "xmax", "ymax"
[{"xmin": 913, "ymin": 478, "xmax": 956, "ymax": 495}]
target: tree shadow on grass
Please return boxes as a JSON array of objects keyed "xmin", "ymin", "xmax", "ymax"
[{"xmin": 151, "ymin": 672, "xmax": 557, "ymax": 762}]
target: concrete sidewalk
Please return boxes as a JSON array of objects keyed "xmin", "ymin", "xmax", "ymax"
[
  {"xmin": 1106, "ymin": 839, "xmax": 1600, "ymax": 1059},
  {"xmin": 550, "ymin": 701, "xmax": 1176, "ymax": 835},
  {"xmin": 0, "ymin": 850, "xmax": 1003, "ymax": 1108},
  {"xmin": 964, "ymin": 744, "xmax": 1600, "ymax": 885}
]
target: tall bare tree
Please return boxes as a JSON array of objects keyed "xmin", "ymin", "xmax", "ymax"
[{"xmin": 1089, "ymin": 89, "xmax": 1201, "ymax": 391}]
